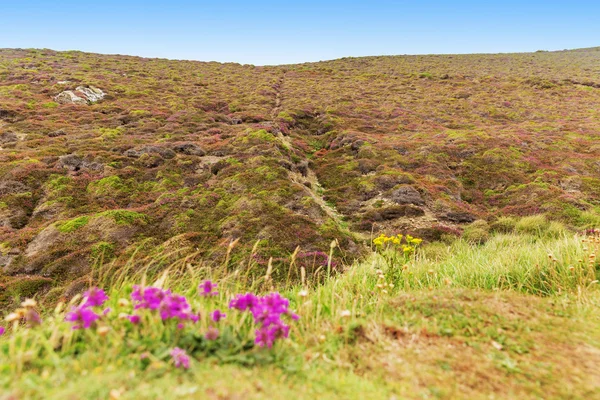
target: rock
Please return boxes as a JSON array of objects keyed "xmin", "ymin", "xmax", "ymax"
[
  {"xmin": 390, "ymin": 185, "xmax": 425, "ymax": 205},
  {"xmin": 209, "ymin": 159, "xmax": 230, "ymax": 175},
  {"xmin": 0, "ymin": 108, "xmax": 20, "ymax": 122},
  {"xmin": 25, "ymin": 225, "xmax": 61, "ymax": 258},
  {"xmin": 374, "ymin": 174, "xmax": 414, "ymax": 190},
  {"xmin": 0, "ymin": 132, "xmax": 18, "ymax": 144},
  {"xmin": 172, "ymin": 143, "xmax": 206, "ymax": 156},
  {"xmin": 330, "ymin": 134, "xmax": 364, "ymax": 151},
  {"xmin": 77, "ymin": 86, "xmax": 105, "ymax": 102},
  {"xmin": 31, "ymin": 201, "xmax": 64, "ymax": 221},
  {"xmin": 57, "ymin": 154, "xmax": 104, "ymax": 172},
  {"xmin": 54, "ymin": 91, "xmax": 88, "ymax": 105},
  {"xmin": 48, "ymin": 129, "xmax": 66, "ymax": 137},
  {"xmin": 443, "ymin": 211, "xmax": 476, "ymax": 224},
  {"xmin": 0, "ymin": 253, "xmax": 17, "ymax": 268},
  {"xmin": 364, "ymin": 205, "xmax": 425, "ymax": 221},
  {"xmin": 0, "ymin": 208, "xmax": 28, "ymax": 230},
  {"xmin": 54, "ymin": 86, "xmax": 105, "ymax": 105},
  {"xmin": 124, "ymin": 145, "xmax": 176, "ymax": 159}
]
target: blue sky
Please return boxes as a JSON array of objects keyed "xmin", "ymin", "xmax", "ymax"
[{"xmin": 1, "ymin": 1, "xmax": 599, "ymax": 65}]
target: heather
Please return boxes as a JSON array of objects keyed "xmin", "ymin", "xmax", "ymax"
[
  {"xmin": 2, "ymin": 48, "xmax": 600, "ymax": 301},
  {"xmin": 1, "ymin": 47, "xmax": 600, "ymax": 398}
]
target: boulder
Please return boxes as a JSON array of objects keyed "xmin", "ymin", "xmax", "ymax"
[
  {"xmin": 54, "ymin": 86, "xmax": 105, "ymax": 105},
  {"xmin": 0, "ymin": 132, "xmax": 18, "ymax": 144},
  {"xmin": 443, "ymin": 211, "xmax": 477, "ymax": 224},
  {"xmin": 57, "ymin": 154, "xmax": 104, "ymax": 171},
  {"xmin": 172, "ymin": 143, "xmax": 206, "ymax": 156},
  {"xmin": 48, "ymin": 129, "xmax": 67, "ymax": 137},
  {"xmin": 54, "ymin": 91, "xmax": 87, "ymax": 105},
  {"xmin": 124, "ymin": 145, "xmax": 176, "ymax": 159},
  {"xmin": 390, "ymin": 185, "xmax": 425, "ymax": 205}
]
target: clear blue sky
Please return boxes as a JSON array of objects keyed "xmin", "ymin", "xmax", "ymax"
[{"xmin": 1, "ymin": 1, "xmax": 598, "ymax": 65}]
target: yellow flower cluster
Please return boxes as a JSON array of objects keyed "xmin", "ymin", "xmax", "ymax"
[
  {"xmin": 373, "ymin": 233, "xmax": 403, "ymax": 247},
  {"xmin": 373, "ymin": 233, "xmax": 423, "ymax": 252}
]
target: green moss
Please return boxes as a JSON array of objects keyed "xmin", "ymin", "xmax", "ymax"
[
  {"xmin": 99, "ymin": 127, "xmax": 124, "ymax": 141},
  {"xmin": 247, "ymin": 129, "xmax": 275, "ymax": 142},
  {"xmin": 46, "ymin": 175, "xmax": 72, "ymax": 192},
  {"xmin": 96, "ymin": 210, "xmax": 148, "ymax": 225},
  {"xmin": 276, "ymin": 111, "xmax": 295, "ymax": 123},
  {"xmin": 56, "ymin": 215, "xmax": 90, "ymax": 233},
  {"xmin": 87, "ymin": 176, "xmax": 126, "ymax": 196}
]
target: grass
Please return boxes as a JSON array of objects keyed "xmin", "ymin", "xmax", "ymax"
[{"xmin": 1, "ymin": 231, "xmax": 599, "ymax": 399}]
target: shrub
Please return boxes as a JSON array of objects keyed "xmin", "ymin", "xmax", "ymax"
[
  {"xmin": 514, "ymin": 215, "xmax": 566, "ymax": 238},
  {"xmin": 490, "ymin": 216, "xmax": 517, "ymax": 233},
  {"xmin": 462, "ymin": 220, "xmax": 490, "ymax": 244}
]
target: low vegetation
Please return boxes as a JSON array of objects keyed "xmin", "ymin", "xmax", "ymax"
[
  {"xmin": 2, "ymin": 48, "xmax": 600, "ymax": 298},
  {"xmin": 1, "ymin": 227, "xmax": 599, "ymax": 399}
]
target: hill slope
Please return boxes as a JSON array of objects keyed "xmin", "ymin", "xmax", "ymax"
[{"xmin": 1, "ymin": 47, "xmax": 600, "ymax": 297}]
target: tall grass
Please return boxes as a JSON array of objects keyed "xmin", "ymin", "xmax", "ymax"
[{"xmin": 1, "ymin": 230, "xmax": 598, "ymax": 395}]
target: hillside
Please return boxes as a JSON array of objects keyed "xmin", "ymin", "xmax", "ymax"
[{"xmin": 1, "ymin": 47, "xmax": 600, "ymax": 299}]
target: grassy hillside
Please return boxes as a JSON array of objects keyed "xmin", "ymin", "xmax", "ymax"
[
  {"xmin": 1, "ymin": 227, "xmax": 599, "ymax": 399},
  {"xmin": 1, "ymin": 48, "xmax": 600, "ymax": 299},
  {"xmin": 1, "ymin": 48, "xmax": 600, "ymax": 399}
]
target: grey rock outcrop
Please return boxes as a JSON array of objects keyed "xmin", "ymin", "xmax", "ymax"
[
  {"xmin": 390, "ymin": 185, "xmax": 425, "ymax": 205},
  {"xmin": 54, "ymin": 86, "xmax": 105, "ymax": 105}
]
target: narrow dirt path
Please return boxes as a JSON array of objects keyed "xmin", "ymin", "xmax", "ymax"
[{"xmin": 270, "ymin": 73, "xmax": 285, "ymax": 119}]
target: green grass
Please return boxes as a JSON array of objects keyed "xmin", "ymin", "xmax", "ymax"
[{"xmin": 1, "ymin": 231, "xmax": 599, "ymax": 399}]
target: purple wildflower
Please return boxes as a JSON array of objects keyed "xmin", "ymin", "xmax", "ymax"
[
  {"xmin": 229, "ymin": 293, "xmax": 259, "ymax": 311},
  {"xmin": 198, "ymin": 280, "xmax": 218, "ymax": 297},
  {"xmin": 82, "ymin": 287, "xmax": 109, "ymax": 308},
  {"xmin": 230, "ymin": 292, "xmax": 297, "ymax": 348},
  {"xmin": 131, "ymin": 286, "xmax": 169, "ymax": 310},
  {"xmin": 65, "ymin": 305, "xmax": 100, "ymax": 329},
  {"xmin": 130, "ymin": 286, "xmax": 198, "ymax": 324},
  {"xmin": 127, "ymin": 315, "xmax": 141, "ymax": 324},
  {"xmin": 211, "ymin": 309, "xmax": 226, "ymax": 322},
  {"xmin": 0, "ymin": 326, "xmax": 5, "ymax": 336},
  {"xmin": 170, "ymin": 347, "xmax": 190, "ymax": 369},
  {"xmin": 205, "ymin": 326, "xmax": 219, "ymax": 341}
]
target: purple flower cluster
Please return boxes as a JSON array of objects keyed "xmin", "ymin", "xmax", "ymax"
[
  {"xmin": 211, "ymin": 309, "xmax": 226, "ymax": 322},
  {"xmin": 0, "ymin": 326, "xmax": 5, "ymax": 336},
  {"xmin": 82, "ymin": 287, "xmax": 109, "ymax": 307},
  {"xmin": 229, "ymin": 292, "xmax": 298, "ymax": 348},
  {"xmin": 65, "ymin": 287, "xmax": 109, "ymax": 329},
  {"xmin": 198, "ymin": 280, "xmax": 218, "ymax": 297},
  {"xmin": 130, "ymin": 285, "xmax": 199, "ymax": 324},
  {"xmin": 170, "ymin": 347, "xmax": 190, "ymax": 369}
]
